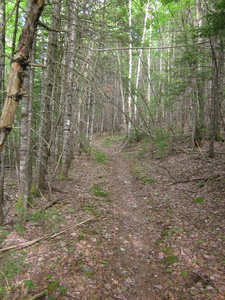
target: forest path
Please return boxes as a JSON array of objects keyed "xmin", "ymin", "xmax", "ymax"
[
  {"xmin": 2, "ymin": 136, "xmax": 225, "ymax": 300},
  {"xmin": 89, "ymin": 137, "xmax": 162, "ymax": 299}
]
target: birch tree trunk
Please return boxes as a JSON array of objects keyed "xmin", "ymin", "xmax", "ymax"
[
  {"xmin": 127, "ymin": 0, "xmax": 133, "ymax": 135},
  {"xmin": 134, "ymin": 0, "xmax": 149, "ymax": 122},
  {"xmin": 0, "ymin": 0, "xmax": 5, "ymax": 224},
  {"xmin": 117, "ymin": 52, "xmax": 126, "ymax": 127},
  {"xmin": 0, "ymin": 0, "xmax": 45, "ymax": 152}
]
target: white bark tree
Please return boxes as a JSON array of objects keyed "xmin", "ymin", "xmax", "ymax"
[{"xmin": 0, "ymin": 0, "xmax": 5, "ymax": 224}]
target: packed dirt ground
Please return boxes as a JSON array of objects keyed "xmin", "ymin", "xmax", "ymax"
[{"xmin": 0, "ymin": 135, "xmax": 225, "ymax": 299}]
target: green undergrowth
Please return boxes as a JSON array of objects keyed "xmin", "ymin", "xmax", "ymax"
[
  {"xmin": 0, "ymin": 227, "xmax": 10, "ymax": 244},
  {"xmin": 82, "ymin": 203, "xmax": 101, "ymax": 216},
  {"xmin": 14, "ymin": 208, "xmax": 64, "ymax": 234},
  {"xmin": 59, "ymin": 171, "xmax": 68, "ymax": 180},
  {"xmin": 193, "ymin": 196, "xmax": 205, "ymax": 203},
  {"xmin": 80, "ymin": 184, "xmax": 110, "ymax": 217},
  {"xmin": 162, "ymin": 246, "xmax": 179, "ymax": 266},
  {"xmin": 161, "ymin": 226, "xmax": 182, "ymax": 239},
  {"xmin": 92, "ymin": 147, "xmax": 107, "ymax": 163},
  {"xmin": 136, "ymin": 137, "xmax": 151, "ymax": 156},
  {"xmin": 156, "ymin": 227, "xmax": 182, "ymax": 271},
  {"xmin": 130, "ymin": 163, "xmax": 156, "ymax": 184},
  {"xmin": 152, "ymin": 129, "xmax": 170, "ymax": 158},
  {"xmin": 91, "ymin": 184, "xmax": 108, "ymax": 197},
  {"xmin": 103, "ymin": 135, "xmax": 124, "ymax": 146},
  {"xmin": 124, "ymin": 129, "xmax": 171, "ymax": 158},
  {"xmin": 0, "ymin": 251, "xmax": 28, "ymax": 298},
  {"xmin": 163, "ymin": 255, "xmax": 179, "ymax": 266}
]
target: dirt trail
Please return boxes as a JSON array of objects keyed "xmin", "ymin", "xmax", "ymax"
[
  {"xmin": 91, "ymin": 139, "xmax": 160, "ymax": 299},
  {"xmin": 2, "ymin": 136, "xmax": 225, "ymax": 300}
]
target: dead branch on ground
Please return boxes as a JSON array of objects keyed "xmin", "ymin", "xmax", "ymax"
[{"xmin": 0, "ymin": 217, "xmax": 95, "ymax": 254}]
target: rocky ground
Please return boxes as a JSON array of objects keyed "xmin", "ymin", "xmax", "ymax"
[{"xmin": 0, "ymin": 136, "xmax": 225, "ymax": 299}]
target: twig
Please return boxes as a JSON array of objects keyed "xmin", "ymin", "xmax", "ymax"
[
  {"xmin": 1, "ymin": 272, "xmax": 10, "ymax": 290},
  {"xmin": 0, "ymin": 217, "xmax": 95, "ymax": 253},
  {"xmin": 39, "ymin": 198, "xmax": 61, "ymax": 211},
  {"xmin": 118, "ymin": 139, "xmax": 130, "ymax": 153},
  {"xmin": 170, "ymin": 143, "xmax": 193, "ymax": 154},
  {"xmin": 195, "ymin": 140, "xmax": 206, "ymax": 159},
  {"xmin": 118, "ymin": 136, "xmax": 131, "ymax": 153},
  {"xmin": 38, "ymin": 21, "xmax": 68, "ymax": 33},
  {"xmin": 27, "ymin": 289, "xmax": 48, "ymax": 300},
  {"xmin": 29, "ymin": 62, "xmax": 46, "ymax": 68},
  {"xmin": 65, "ymin": 292, "xmax": 79, "ymax": 299},
  {"xmin": 167, "ymin": 175, "xmax": 220, "ymax": 185},
  {"xmin": 94, "ymin": 42, "xmax": 209, "ymax": 52},
  {"xmin": 151, "ymin": 162, "xmax": 176, "ymax": 181}
]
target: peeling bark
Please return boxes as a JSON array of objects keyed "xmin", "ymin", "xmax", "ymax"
[{"xmin": 0, "ymin": 0, "xmax": 45, "ymax": 152}]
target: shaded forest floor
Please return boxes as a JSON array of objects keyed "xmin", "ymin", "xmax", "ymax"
[{"xmin": 0, "ymin": 135, "xmax": 225, "ymax": 299}]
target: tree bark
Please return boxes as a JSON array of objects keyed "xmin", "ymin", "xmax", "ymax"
[
  {"xmin": 209, "ymin": 40, "xmax": 224, "ymax": 157},
  {"xmin": 127, "ymin": 0, "xmax": 132, "ymax": 136},
  {"xmin": 34, "ymin": 0, "xmax": 61, "ymax": 192},
  {"xmin": 0, "ymin": 0, "xmax": 45, "ymax": 152},
  {"xmin": 134, "ymin": 0, "xmax": 149, "ymax": 122},
  {"xmin": 60, "ymin": 0, "xmax": 78, "ymax": 178},
  {"xmin": 0, "ymin": 0, "xmax": 5, "ymax": 225}
]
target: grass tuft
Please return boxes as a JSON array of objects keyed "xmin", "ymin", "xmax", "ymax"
[{"xmin": 92, "ymin": 147, "xmax": 107, "ymax": 163}]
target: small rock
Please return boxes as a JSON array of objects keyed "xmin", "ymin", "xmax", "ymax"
[
  {"xmin": 154, "ymin": 285, "xmax": 163, "ymax": 290},
  {"xmin": 158, "ymin": 252, "xmax": 164, "ymax": 260},
  {"xmin": 38, "ymin": 257, "xmax": 45, "ymax": 262},
  {"xmin": 105, "ymin": 283, "xmax": 111, "ymax": 290},
  {"xmin": 125, "ymin": 278, "xmax": 133, "ymax": 285}
]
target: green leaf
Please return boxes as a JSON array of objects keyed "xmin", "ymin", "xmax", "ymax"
[
  {"xmin": 166, "ymin": 268, "xmax": 172, "ymax": 273},
  {"xmin": 100, "ymin": 260, "xmax": 109, "ymax": 265}
]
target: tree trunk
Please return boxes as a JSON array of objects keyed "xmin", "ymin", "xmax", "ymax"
[
  {"xmin": 11, "ymin": 0, "xmax": 21, "ymax": 59},
  {"xmin": 117, "ymin": 52, "xmax": 126, "ymax": 128},
  {"xmin": 34, "ymin": 0, "xmax": 61, "ymax": 193},
  {"xmin": 60, "ymin": 0, "xmax": 78, "ymax": 179},
  {"xmin": 209, "ymin": 40, "xmax": 224, "ymax": 157},
  {"xmin": 18, "ymin": 45, "xmax": 35, "ymax": 209},
  {"xmin": 134, "ymin": 0, "xmax": 149, "ymax": 122},
  {"xmin": 0, "ymin": 0, "xmax": 5, "ymax": 224},
  {"xmin": 0, "ymin": 0, "xmax": 45, "ymax": 152},
  {"xmin": 127, "ymin": 0, "xmax": 132, "ymax": 136}
]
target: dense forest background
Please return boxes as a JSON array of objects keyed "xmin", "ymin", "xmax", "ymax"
[{"xmin": 0, "ymin": 0, "xmax": 225, "ymax": 222}]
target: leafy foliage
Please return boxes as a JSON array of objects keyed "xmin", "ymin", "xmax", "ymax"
[{"xmin": 199, "ymin": 0, "xmax": 225, "ymax": 37}]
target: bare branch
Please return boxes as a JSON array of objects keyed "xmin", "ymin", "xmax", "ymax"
[{"xmin": 38, "ymin": 20, "xmax": 68, "ymax": 33}]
